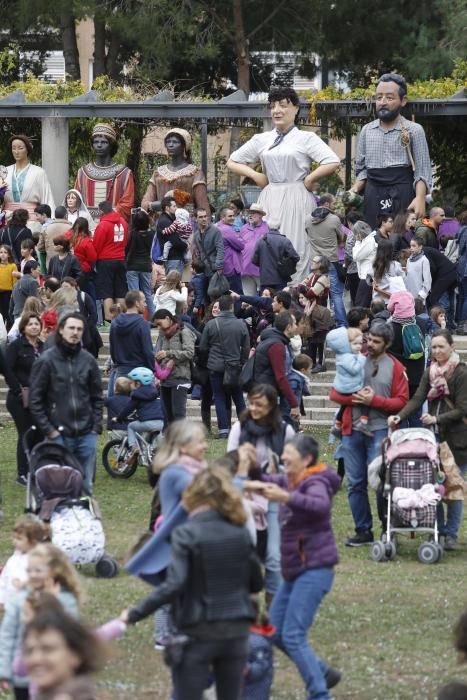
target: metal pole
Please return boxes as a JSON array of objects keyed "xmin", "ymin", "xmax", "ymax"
[
  {"xmin": 200, "ymin": 119, "xmax": 208, "ymax": 178},
  {"xmin": 345, "ymin": 122, "xmax": 352, "ymax": 190}
]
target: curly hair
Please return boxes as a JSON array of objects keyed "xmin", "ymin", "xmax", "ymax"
[
  {"xmin": 28, "ymin": 543, "xmax": 83, "ymax": 603},
  {"xmin": 182, "ymin": 467, "xmax": 247, "ymax": 526}
]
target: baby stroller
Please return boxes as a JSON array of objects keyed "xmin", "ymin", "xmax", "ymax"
[
  {"xmin": 371, "ymin": 428, "xmax": 444, "ymax": 565},
  {"xmin": 24, "ymin": 428, "xmax": 118, "ymax": 578}
]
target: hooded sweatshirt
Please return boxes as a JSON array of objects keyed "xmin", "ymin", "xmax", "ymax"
[
  {"xmin": 305, "ymin": 207, "xmax": 342, "ymax": 263},
  {"xmin": 109, "ymin": 313, "xmax": 154, "ymax": 370},
  {"xmin": 326, "ymin": 326, "xmax": 366, "ymax": 394},
  {"xmin": 93, "ymin": 211, "xmax": 128, "ymax": 260}
]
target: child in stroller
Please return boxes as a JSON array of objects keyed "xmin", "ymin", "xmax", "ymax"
[{"xmin": 24, "ymin": 428, "xmax": 118, "ymax": 578}]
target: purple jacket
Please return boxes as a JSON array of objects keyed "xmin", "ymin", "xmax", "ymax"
[
  {"xmin": 217, "ymin": 221, "xmax": 245, "ymax": 276},
  {"xmin": 256, "ymin": 465, "xmax": 340, "ymax": 581},
  {"xmin": 239, "ymin": 221, "xmax": 269, "ymax": 276}
]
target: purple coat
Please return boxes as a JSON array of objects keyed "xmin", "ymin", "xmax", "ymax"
[
  {"xmin": 239, "ymin": 221, "xmax": 269, "ymax": 276},
  {"xmin": 259, "ymin": 465, "xmax": 340, "ymax": 581},
  {"xmin": 217, "ymin": 221, "xmax": 245, "ymax": 276}
]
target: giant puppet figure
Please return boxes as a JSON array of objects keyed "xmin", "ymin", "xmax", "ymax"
[
  {"xmin": 3, "ymin": 134, "xmax": 55, "ymax": 218},
  {"xmin": 75, "ymin": 123, "xmax": 134, "ymax": 222}
]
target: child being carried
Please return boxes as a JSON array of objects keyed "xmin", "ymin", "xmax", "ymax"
[
  {"xmin": 326, "ymin": 326, "xmax": 371, "ymax": 436},
  {"xmin": 161, "ymin": 208, "xmax": 193, "ymax": 263}
]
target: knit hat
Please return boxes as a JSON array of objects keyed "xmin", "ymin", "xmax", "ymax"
[
  {"xmin": 164, "ymin": 128, "xmax": 192, "ymax": 155},
  {"xmin": 387, "ymin": 290, "xmax": 415, "ymax": 318},
  {"xmin": 175, "ymin": 208, "xmax": 190, "ymax": 224},
  {"xmin": 91, "ymin": 123, "xmax": 118, "ymax": 143}
]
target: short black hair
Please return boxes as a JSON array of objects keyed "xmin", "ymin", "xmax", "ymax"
[
  {"xmin": 377, "ymin": 72, "xmax": 407, "ymax": 98},
  {"xmin": 34, "ymin": 204, "xmax": 51, "ymax": 218},
  {"xmin": 152, "ymin": 308, "xmax": 177, "ymax": 323},
  {"xmin": 98, "ymin": 201, "xmax": 113, "ymax": 215},
  {"xmin": 274, "ymin": 311, "xmax": 294, "ymax": 333},
  {"xmin": 274, "ymin": 291, "xmax": 292, "ymax": 310},
  {"xmin": 161, "ymin": 196, "xmax": 175, "ymax": 212},
  {"xmin": 23, "ymin": 260, "xmax": 39, "ymax": 274},
  {"xmin": 57, "ymin": 311, "xmax": 85, "ymax": 331},
  {"xmin": 192, "ymin": 259, "xmax": 205, "ymax": 273},
  {"xmin": 132, "ymin": 210, "xmax": 150, "ymax": 231},
  {"xmin": 376, "ymin": 213, "xmax": 394, "ymax": 227},
  {"xmin": 229, "ymin": 198, "xmax": 244, "ymax": 211},
  {"xmin": 319, "ymin": 193, "xmax": 334, "ymax": 206},
  {"xmin": 347, "ymin": 307, "xmax": 369, "ymax": 327},
  {"xmin": 219, "ymin": 294, "xmax": 233, "ymax": 311},
  {"xmin": 346, "ymin": 210, "xmax": 366, "ymax": 226},
  {"xmin": 55, "ymin": 206, "xmax": 67, "ymax": 219}
]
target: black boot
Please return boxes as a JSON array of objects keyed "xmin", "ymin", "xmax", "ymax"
[{"xmin": 201, "ymin": 409, "xmax": 212, "ymax": 434}]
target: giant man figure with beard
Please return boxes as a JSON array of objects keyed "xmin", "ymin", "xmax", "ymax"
[{"xmin": 350, "ymin": 73, "xmax": 432, "ymax": 229}]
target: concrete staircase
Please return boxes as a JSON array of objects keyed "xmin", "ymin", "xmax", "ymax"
[{"xmin": 2, "ymin": 333, "xmax": 467, "ymax": 429}]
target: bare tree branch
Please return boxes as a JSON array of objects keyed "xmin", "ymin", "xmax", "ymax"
[{"xmin": 247, "ymin": 0, "xmax": 288, "ymax": 40}]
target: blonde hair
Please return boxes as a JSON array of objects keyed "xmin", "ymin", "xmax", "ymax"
[
  {"xmin": 115, "ymin": 377, "xmax": 132, "ymax": 395},
  {"xmin": 28, "ymin": 543, "xmax": 82, "ymax": 603},
  {"xmin": 47, "ymin": 287, "xmax": 78, "ymax": 312},
  {"xmin": 23, "ymin": 296, "xmax": 43, "ymax": 315},
  {"xmin": 159, "ymin": 270, "xmax": 181, "ymax": 294},
  {"xmin": 182, "ymin": 467, "xmax": 247, "ymax": 526},
  {"xmin": 347, "ymin": 327, "xmax": 363, "ymax": 341},
  {"xmin": 13, "ymin": 515, "xmax": 51, "ymax": 545},
  {"xmin": 152, "ymin": 419, "xmax": 206, "ymax": 474}
]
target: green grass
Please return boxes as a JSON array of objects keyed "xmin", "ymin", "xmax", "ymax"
[{"xmin": 0, "ymin": 422, "xmax": 465, "ymax": 700}]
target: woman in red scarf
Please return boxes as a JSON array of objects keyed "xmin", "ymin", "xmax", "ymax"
[{"xmin": 389, "ymin": 329, "xmax": 467, "ymax": 549}]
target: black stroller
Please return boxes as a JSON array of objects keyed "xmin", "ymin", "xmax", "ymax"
[{"xmin": 24, "ymin": 428, "xmax": 118, "ymax": 577}]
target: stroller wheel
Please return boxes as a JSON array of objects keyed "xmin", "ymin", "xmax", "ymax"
[
  {"xmin": 102, "ymin": 439, "xmax": 138, "ymax": 479},
  {"xmin": 95, "ymin": 554, "xmax": 119, "ymax": 578},
  {"xmin": 385, "ymin": 541, "xmax": 396, "ymax": 560},
  {"xmin": 435, "ymin": 543, "xmax": 444, "ymax": 561},
  {"xmin": 370, "ymin": 541, "xmax": 386, "ymax": 562},
  {"xmin": 417, "ymin": 542, "xmax": 439, "ymax": 565}
]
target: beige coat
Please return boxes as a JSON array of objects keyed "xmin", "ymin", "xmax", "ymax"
[{"xmin": 38, "ymin": 219, "xmax": 72, "ymax": 264}]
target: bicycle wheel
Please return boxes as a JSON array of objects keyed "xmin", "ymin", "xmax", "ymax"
[{"xmin": 102, "ymin": 439, "xmax": 138, "ymax": 479}]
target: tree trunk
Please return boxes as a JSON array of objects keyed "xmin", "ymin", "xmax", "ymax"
[
  {"xmin": 105, "ymin": 30, "xmax": 122, "ymax": 80},
  {"xmin": 93, "ymin": 17, "xmax": 106, "ymax": 77},
  {"xmin": 125, "ymin": 124, "xmax": 145, "ymax": 203},
  {"xmin": 232, "ymin": 0, "xmax": 250, "ymax": 95},
  {"xmin": 60, "ymin": 9, "xmax": 80, "ymax": 81}
]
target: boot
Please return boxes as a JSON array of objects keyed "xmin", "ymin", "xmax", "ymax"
[{"xmin": 201, "ymin": 409, "xmax": 212, "ymax": 433}]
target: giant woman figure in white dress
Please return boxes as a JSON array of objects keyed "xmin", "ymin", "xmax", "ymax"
[
  {"xmin": 4, "ymin": 134, "xmax": 55, "ymax": 219},
  {"xmin": 227, "ymin": 87, "xmax": 340, "ymax": 280}
]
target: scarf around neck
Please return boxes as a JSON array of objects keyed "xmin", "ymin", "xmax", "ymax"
[
  {"xmin": 409, "ymin": 251, "xmax": 424, "ymax": 263},
  {"xmin": 162, "ymin": 321, "xmax": 179, "ymax": 339},
  {"xmin": 427, "ymin": 351, "xmax": 460, "ymax": 400},
  {"xmin": 177, "ymin": 453, "xmax": 207, "ymax": 476}
]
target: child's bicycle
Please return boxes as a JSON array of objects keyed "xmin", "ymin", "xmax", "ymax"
[{"xmin": 102, "ymin": 428, "xmax": 161, "ymax": 479}]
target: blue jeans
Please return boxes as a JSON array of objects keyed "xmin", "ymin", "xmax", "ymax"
[
  {"xmin": 437, "ymin": 463, "xmax": 466, "ymax": 539},
  {"xmin": 54, "ymin": 433, "xmax": 98, "ymax": 495},
  {"xmin": 340, "ymin": 428, "xmax": 388, "ymax": 533},
  {"xmin": 165, "ymin": 259, "xmax": 185, "ymax": 275},
  {"xmin": 270, "ymin": 567, "xmax": 335, "ymax": 699},
  {"xmin": 126, "ymin": 270, "xmax": 155, "ymax": 317},
  {"xmin": 127, "ymin": 420, "xmax": 164, "ymax": 447},
  {"xmin": 265, "ymin": 503, "xmax": 282, "ymax": 594},
  {"xmin": 209, "ymin": 370, "xmax": 245, "ymax": 433},
  {"xmin": 438, "ymin": 287, "xmax": 456, "ymax": 329},
  {"xmin": 458, "ymin": 278, "xmax": 467, "ymax": 322},
  {"xmin": 329, "ymin": 264, "xmax": 347, "ymax": 328}
]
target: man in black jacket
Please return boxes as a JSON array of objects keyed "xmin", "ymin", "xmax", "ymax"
[
  {"xmin": 29, "ymin": 312, "xmax": 104, "ymax": 495},
  {"xmin": 199, "ymin": 294, "xmax": 250, "ymax": 439},
  {"xmin": 251, "ymin": 220, "xmax": 299, "ymax": 291}
]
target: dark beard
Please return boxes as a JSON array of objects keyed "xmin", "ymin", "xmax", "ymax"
[{"xmin": 376, "ymin": 105, "xmax": 402, "ymax": 122}]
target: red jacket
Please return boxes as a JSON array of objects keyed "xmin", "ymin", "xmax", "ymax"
[
  {"xmin": 73, "ymin": 236, "xmax": 97, "ymax": 273},
  {"xmin": 329, "ymin": 354, "xmax": 408, "ymax": 436},
  {"xmin": 93, "ymin": 212, "xmax": 128, "ymax": 261}
]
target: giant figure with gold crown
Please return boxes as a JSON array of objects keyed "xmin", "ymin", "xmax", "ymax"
[{"xmin": 74, "ymin": 123, "xmax": 135, "ymax": 222}]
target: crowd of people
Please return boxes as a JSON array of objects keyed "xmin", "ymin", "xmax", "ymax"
[{"xmin": 0, "ymin": 77, "xmax": 466, "ymax": 700}]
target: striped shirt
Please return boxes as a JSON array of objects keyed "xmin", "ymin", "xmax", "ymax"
[{"xmin": 355, "ymin": 118, "xmax": 432, "ymax": 192}]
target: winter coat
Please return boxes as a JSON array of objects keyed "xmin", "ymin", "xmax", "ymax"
[
  {"xmin": 10, "ymin": 275, "xmax": 39, "ymax": 318},
  {"xmin": 217, "ymin": 221, "xmax": 245, "ymax": 276},
  {"xmin": 109, "ymin": 313, "xmax": 154, "ymax": 371},
  {"xmin": 47, "ymin": 252, "xmax": 82, "ymax": 280},
  {"xmin": 38, "ymin": 219, "xmax": 73, "ymax": 265},
  {"xmin": 4, "ymin": 334, "xmax": 43, "ymax": 391},
  {"xmin": 252, "ymin": 465, "xmax": 340, "ymax": 581},
  {"xmin": 239, "ymin": 221, "xmax": 268, "ymax": 277},
  {"xmin": 253, "ymin": 326, "xmax": 298, "ymax": 408},
  {"xmin": 423, "ymin": 247, "xmax": 457, "ymax": 286},
  {"xmin": 353, "ymin": 232, "xmax": 377, "ymax": 280},
  {"xmin": 155, "ymin": 324, "xmax": 195, "ymax": 383},
  {"xmin": 0, "ymin": 588, "xmax": 78, "ymax": 687},
  {"xmin": 199, "ymin": 310, "xmax": 250, "ymax": 372},
  {"xmin": 117, "ymin": 384, "xmax": 164, "ymax": 422},
  {"xmin": 93, "ymin": 211, "xmax": 128, "ymax": 260},
  {"xmin": 192, "ymin": 223, "xmax": 224, "ymax": 275},
  {"xmin": 326, "ymin": 327, "xmax": 366, "ymax": 394},
  {"xmin": 127, "ymin": 511, "xmax": 263, "ymax": 634},
  {"xmin": 0, "ymin": 224, "xmax": 34, "ymax": 264},
  {"xmin": 29, "ymin": 343, "xmax": 104, "ymax": 437},
  {"xmin": 242, "ymin": 626, "xmax": 275, "ymax": 700},
  {"xmin": 305, "ymin": 207, "xmax": 342, "ymax": 263},
  {"xmin": 251, "ymin": 229, "xmax": 299, "ymax": 286},
  {"xmin": 397, "ymin": 363, "xmax": 467, "ymax": 466},
  {"xmin": 71, "ymin": 236, "xmax": 97, "ymax": 273}
]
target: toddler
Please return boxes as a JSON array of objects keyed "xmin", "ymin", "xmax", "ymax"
[
  {"xmin": 0, "ymin": 516, "xmax": 50, "ymax": 610},
  {"xmin": 191, "ymin": 259, "xmax": 205, "ymax": 315},
  {"xmin": 161, "ymin": 207, "xmax": 193, "ymax": 263},
  {"xmin": 241, "ymin": 598, "xmax": 275, "ymax": 700},
  {"xmin": 327, "ymin": 326, "xmax": 370, "ymax": 436},
  {"xmin": 289, "ymin": 353, "xmax": 313, "ymax": 408},
  {"xmin": 430, "ymin": 305, "xmax": 447, "ymax": 331},
  {"xmin": 114, "ymin": 367, "xmax": 164, "ymax": 460},
  {"xmin": 105, "ymin": 376, "xmax": 133, "ymax": 431}
]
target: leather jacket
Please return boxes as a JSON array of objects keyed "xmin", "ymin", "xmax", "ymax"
[
  {"xmin": 29, "ymin": 342, "xmax": 104, "ymax": 437},
  {"xmin": 127, "ymin": 511, "xmax": 263, "ymax": 634}
]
